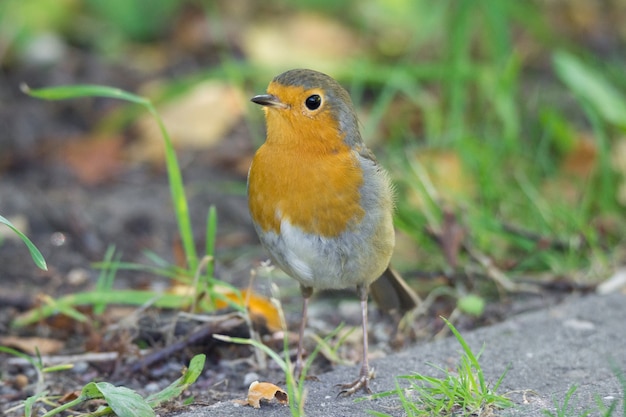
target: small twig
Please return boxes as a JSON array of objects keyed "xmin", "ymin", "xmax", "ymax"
[
  {"xmin": 6, "ymin": 351, "xmax": 130, "ymax": 367},
  {"xmin": 129, "ymin": 313, "xmax": 245, "ymax": 373},
  {"xmin": 500, "ymin": 222, "xmax": 581, "ymax": 252},
  {"xmin": 425, "ymin": 209, "xmax": 465, "ymax": 270},
  {"xmin": 463, "ymin": 243, "xmax": 541, "ymax": 294}
]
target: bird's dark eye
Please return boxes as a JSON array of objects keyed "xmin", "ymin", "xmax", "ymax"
[{"xmin": 305, "ymin": 94, "xmax": 322, "ymax": 110}]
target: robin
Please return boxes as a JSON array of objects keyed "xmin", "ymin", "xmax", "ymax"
[{"xmin": 248, "ymin": 69, "xmax": 419, "ymax": 395}]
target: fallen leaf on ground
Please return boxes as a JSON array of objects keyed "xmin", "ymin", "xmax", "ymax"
[
  {"xmin": 560, "ymin": 134, "xmax": 597, "ymax": 178},
  {"xmin": 0, "ymin": 335, "xmax": 64, "ymax": 355},
  {"xmin": 168, "ymin": 284, "xmax": 281, "ymax": 333},
  {"xmin": 132, "ymin": 80, "xmax": 246, "ymax": 164},
  {"xmin": 224, "ymin": 289, "xmax": 281, "ymax": 333},
  {"xmin": 234, "ymin": 381, "xmax": 288, "ymax": 408},
  {"xmin": 56, "ymin": 134, "xmax": 125, "ymax": 186},
  {"xmin": 543, "ymin": 134, "xmax": 598, "ymax": 205},
  {"xmin": 58, "ymin": 390, "xmax": 81, "ymax": 404}
]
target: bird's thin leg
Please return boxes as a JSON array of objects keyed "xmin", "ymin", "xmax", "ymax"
[
  {"xmin": 338, "ymin": 283, "xmax": 374, "ymax": 396},
  {"xmin": 358, "ymin": 283, "xmax": 370, "ymax": 381},
  {"xmin": 296, "ymin": 285, "xmax": 313, "ymax": 376}
]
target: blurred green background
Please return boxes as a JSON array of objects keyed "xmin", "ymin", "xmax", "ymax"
[{"xmin": 2, "ymin": 0, "xmax": 625, "ymax": 297}]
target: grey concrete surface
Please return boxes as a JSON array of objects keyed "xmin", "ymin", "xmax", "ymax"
[{"xmin": 174, "ymin": 292, "xmax": 625, "ymax": 416}]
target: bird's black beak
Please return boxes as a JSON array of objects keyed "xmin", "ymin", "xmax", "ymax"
[{"xmin": 250, "ymin": 94, "xmax": 288, "ymax": 108}]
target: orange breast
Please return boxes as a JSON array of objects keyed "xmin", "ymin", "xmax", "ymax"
[{"xmin": 248, "ymin": 141, "xmax": 365, "ymax": 238}]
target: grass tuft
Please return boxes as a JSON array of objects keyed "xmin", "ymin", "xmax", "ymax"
[{"xmin": 369, "ymin": 318, "xmax": 512, "ymax": 417}]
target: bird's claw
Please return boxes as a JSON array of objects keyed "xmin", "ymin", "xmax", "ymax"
[{"xmin": 336, "ymin": 368, "xmax": 375, "ymax": 397}]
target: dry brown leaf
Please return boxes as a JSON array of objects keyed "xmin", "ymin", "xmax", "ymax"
[
  {"xmin": 610, "ymin": 137, "xmax": 626, "ymax": 205},
  {"xmin": 544, "ymin": 0, "xmax": 604, "ymax": 39},
  {"xmin": 131, "ymin": 81, "xmax": 246, "ymax": 164},
  {"xmin": 0, "ymin": 336, "xmax": 64, "ymax": 355},
  {"xmin": 543, "ymin": 134, "xmax": 598, "ymax": 205},
  {"xmin": 58, "ymin": 390, "xmax": 81, "ymax": 404},
  {"xmin": 57, "ymin": 134, "xmax": 125, "ymax": 186},
  {"xmin": 245, "ymin": 381, "xmax": 288, "ymax": 408},
  {"xmin": 560, "ymin": 134, "xmax": 597, "ymax": 178},
  {"xmin": 242, "ymin": 12, "xmax": 362, "ymax": 73}
]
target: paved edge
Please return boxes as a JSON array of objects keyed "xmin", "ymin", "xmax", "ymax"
[{"xmin": 170, "ymin": 292, "xmax": 625, "ymax": 417}]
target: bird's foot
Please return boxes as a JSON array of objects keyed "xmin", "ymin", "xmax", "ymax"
[{"xmin": 336, "ymin": 367, "xmax": 375, "ymax": 397}]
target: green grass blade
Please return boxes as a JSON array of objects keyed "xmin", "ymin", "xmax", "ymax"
[
  {"xmin": 21, "ymin": 83, "xmax": 150, "ymax": 105},
  {"xmin": 205, "ymin": 205, "xmax": 217, "ymax": 282},
  {"xmin": 553, "ymin": 51, "xmax": 626, "ymax": 129},
  {"xmin": 23, "ymin": 83, "xmax": 199, "ymax": 271},
  {"xmin": 94, "ymin": 245, "xmax": 119, "ymax": 315},
  {"xmin": 24, "ymin": 390, "xmax": 49, "ymax": 417},
  {"xmin": 0, "ymin": 214, "xmax": 47, "ymax": 270},
  {"xmin": 92, "ymin": 260, "xmax": 188, "ymax": 281},
  {"xmin": 148, "ymin": 106, "xmax": 198, "ymax": 271},
  {"xmin": 11, "ymin": 290, "xmax": 196, "ymax": 327},
  {"xmin": 0, "ymin": 346, "xmax": 39, "ymax": 368},
  {"xmin": 146, "ymin": 354, "xmax": 206, "ymax": 407},
  {"xmin": 446, "ymin": 0, "xmax": 473, "ymax": 142},
  {"xmin": 441, "ymin": 317, "xmax": 485, "ymax": 391}
]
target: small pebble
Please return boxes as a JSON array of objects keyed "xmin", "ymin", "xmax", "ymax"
[
  {"xmin": 67, "ymin": 268, "xmax": 90, "ymax": 285},
  {"xmin": 50, "ymin": 231, "xmax": 67, "ymax": 247},
  {"xmin": 13, "ymin": 374, "xmax": 29, "ymax": 390},
  {"xmin": 20, "ymin": 32, "xmax": 67, "ymax": 66},
  {"xmin": 244, "ymin": 372, "xmax": 260, "ymax": 387},
  {"xmin": 144, "ymin": 382, "xmax": 161, "ymax": 393},
  {"xmin": 72, "ymin": 361, "xmax": 89, "ymax": 373},
  {"xmin": 563, "ymin": 318, "xmax": 595, "ymax": 331}
]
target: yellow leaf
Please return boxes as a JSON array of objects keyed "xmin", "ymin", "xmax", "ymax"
[
  {"xmin": 168, "ymin": 284, "xmax": 282, "ymax": 333},
  {"xmin": 219, "ymin": 289, "xmax": 282, "ymax": 333},
  {"xmin": 245, "ymin": 381, "xmax": 288, "ymax": 408}
]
